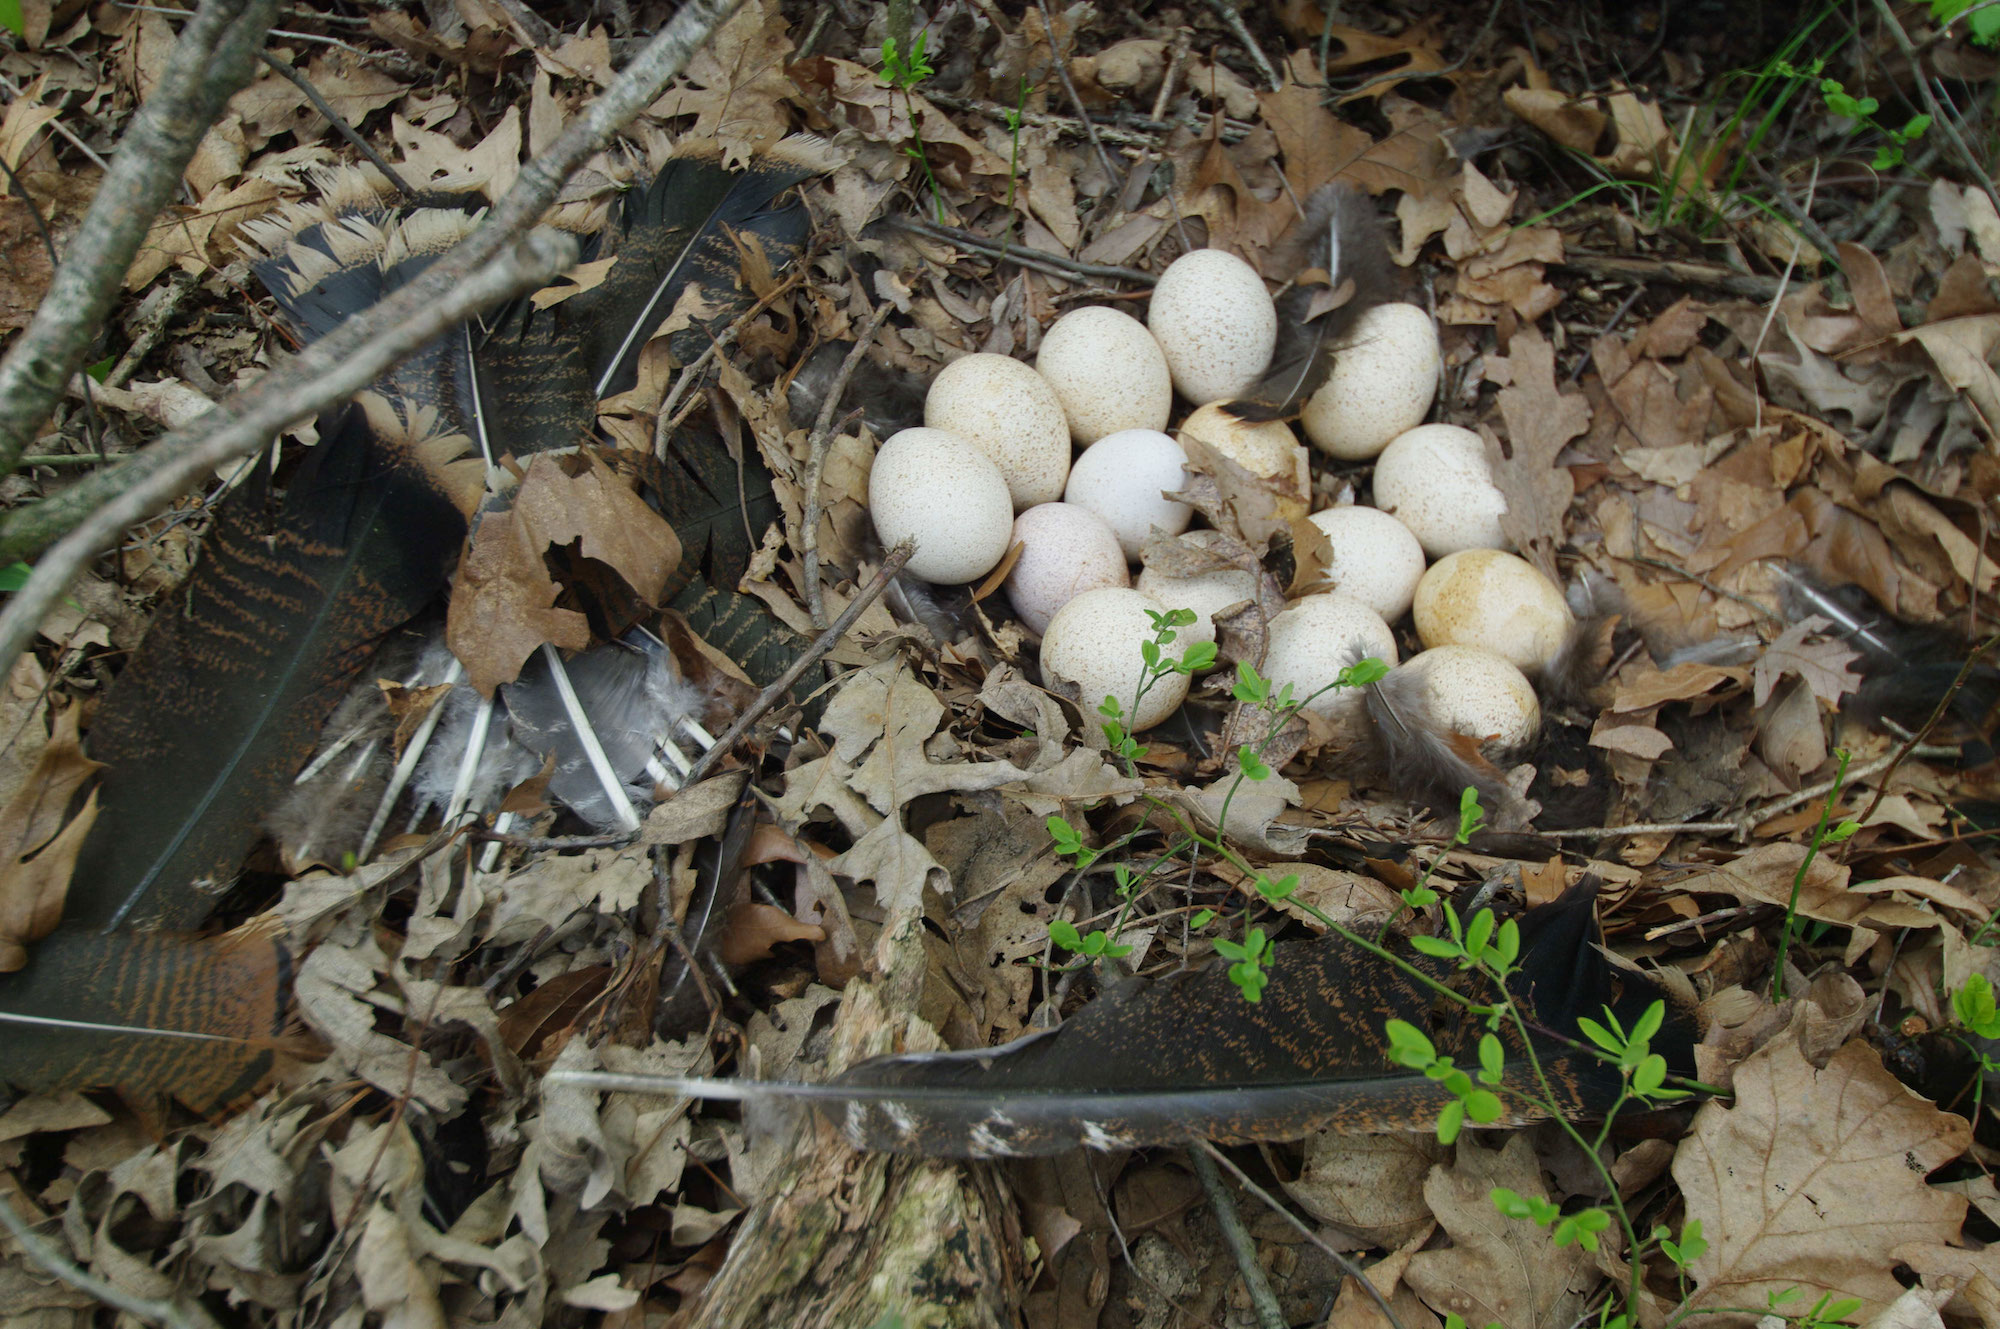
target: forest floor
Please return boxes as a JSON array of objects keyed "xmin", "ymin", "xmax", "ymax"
[{"xmin": 7, "ymin": 1, "xmax": 2000, "ymax": 1327}]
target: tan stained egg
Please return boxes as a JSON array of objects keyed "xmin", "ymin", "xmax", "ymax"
[
  {"xmin": 1263, "ymin": 593, "xmax": 1398, "ymax": 717},
  {"xmin": 1147, "ymin": 249, "xmax": 1278, "ymax": 404},
  {"xmin": 1006, "ymin": 503, "xmax": 1131, "ymax": 635},
  {"xmin": 1064, "ymin": 429, "xmax": 1193, "ymax": 559},
  {"xmin": 1301, "ymin": 304, "xmax": 1441, "ymax": 460},
  {"xmin": 1135, "ymin": 531, "xmax": 1262, "ymax": 653},
  {"xmin": 1307, "ymin": 505, "xmax": 1427, "ymax": 622},
  {"xmin": 1371, "ymin": 424, "xmax": 1507, "ymax": 558},
  {"xmin": 1401, "ymin": 645, "xmax": 1541, "ymax": 749},
  {"xmin": 924, "ymin": 353, "xmax": 1072, "ymax": 507},
  {"xmin": 1178, "ymin": 403, "xmax": 1310, "ymax": 490},
  {"xmin": 1041, "ymin": 587, "xmax": 1190, "ymax": 730},
  {"xmin": 868, "ymin": 427, "xmax": 1014, "ymax": 584},
  {"xmin": 1412, "ymin": 550, "xmax": 1571, "ymax": 671},
  {"xmin": 1036, "ymin": 307, "xmax": 1173, "ymax": 444}
]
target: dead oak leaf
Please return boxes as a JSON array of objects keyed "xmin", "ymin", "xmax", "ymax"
[
  {"xmin": 1754, "ymin": 616, "xmax": 1861, "ymax": 708},
  {"xmin": 1674, "ymin": 1039, "xmax": 1971, "ymax": 1327},
  {"xmin": 828, "ymin": 659, "xmax": 1031, "ymax": 812},
  {"xmin": 1487, "ymin": 324, "xmax": 1587, "ymax": 581},
  {"xmin": 648, "ymin": 0, "xmax": 796, "ymax": 166},
  {"xmin": 0, "ymin": 705, "xmax": 101, "ymax": 970},
  {"xmin": 1405, "ymin": 1134, "xmax": 1597, "ymax": 1329}
]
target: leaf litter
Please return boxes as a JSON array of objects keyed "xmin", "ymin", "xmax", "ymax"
[{"xmin": 10, "ymin": 1, "xmax": 2000, "ymax": 1326}]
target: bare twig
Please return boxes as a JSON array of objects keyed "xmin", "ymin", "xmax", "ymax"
[
  {"xmin": 680, "ymin": 540, "xmax": 914, "ymax": 787},
  {"xmin": 654, "ymin": 268, "xmax": 809, "ymax": 441},
  {"xmin": 1188, "ymin": 1144, "xmax": 1284, "ymax": 1329},
  {"xmin": 0, "ymin": 0, "xmax": 749, "ymax": 665},
  {"xmin": 1193, "ymin": 1140, "xmax": 1408, "ymax": 1329},
  {"xmin": 1541, "ymin": 820, "xmax": 1744, "ymax": 840},
  {"xmin": 1033, "ymin": 0, "xmax": 1123, "ymax": 188},
  {"xmin": 803, "ymin": 303, "xmax": 893, "ymax": 628},
  {"xmin": 258, "ymin": 50, "xmax": 415, "ymax": 197},
  {"xmin": 0, "ymin": 1186, "xmax": 218, "ymax": 1329},
  {"xmin": 1205, "ymin": 0, "xmax": 1281, "ymax": 92},
  {"xmin": 890, "ymin": 214, "xmax": 1156, "ymax": 285},
  {"xmin": 0, "ymin": 230, "xmax": 580, "ymax": 676},
  {"xmin": 0, "ymin": 0, "xmax": 280, "ymax": 475},
  {"xmin": 1871, "ymin": 0, "xmax": 2000, "ymax": 221}
]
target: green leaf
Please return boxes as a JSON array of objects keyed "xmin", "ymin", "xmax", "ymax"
[
  {"xmin": 1464, "ymin": 1089, "xmax": 1503, "ymax": 1123},
  {"xmin": 1478, "ymin": 1033, "xmax": 1504, "ymax": 1083},
  {"xmin": 1490, "ymin": 1186, "xmax": 1534, "ymax": 1220},
  {"xmin": 1237, "ymin": 745, "xmax": 1270, "ymax": 781},
  {"xmin": 0, "ymin": 0, "xmax": 22, "ymax": 38},
  {"xmin": 1436, "ymin": 1098, "xmax": 1464, "ymax": 1144},
  {"xmin": 1049, "ymin": 919, "xmax": 1082, "ymax": 951},
  {"xmin": 85, "ymin": 356, "xmax": 116, "ymax": 383},
  {"xmin": 1410, "ymin": 935, "xmax": 1462, "ymax": 960},
  {"xmin": 1231, "ymin": 660, "xmax": 1269, "ymax": 705},
  {"xmin": 1179, "ymin": 640, "xmax": 1217, "ymax": 673},
  {"xmin": 0, "ymin": 561, "xmax": 30, "ymax": 593},
  {"xmin": 1257, "ymin": 873, "xmax": 1298, "ymax": 902},
  {"xmin": 1576, "ymin": 1015, "xmax": 1623, "ymax": 1055},
  {"xmin": 1384, "ymin": 1019, "xmax": 1437, "ymax": 1068},
  {"xmin": 1046, "ymin": 815, "xmax": 1081, "ymax": 854},
  {"xmin": 1190, "ymin": 908, "xmax": 1216, "ymax": 929}
]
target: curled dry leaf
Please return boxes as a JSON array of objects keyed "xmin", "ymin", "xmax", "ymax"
[
  {"xmin": 1674, "ymin": 1039, "xmax": 1971, "ymax": 1326},
  {"xmin": 0, "ymin": 705, "xmax": 101, "ymax": 971}
]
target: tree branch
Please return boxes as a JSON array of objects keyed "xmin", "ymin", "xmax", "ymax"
[{"xmin": 0, "ymin": 0, "xmax": 280, "ymax": 474}]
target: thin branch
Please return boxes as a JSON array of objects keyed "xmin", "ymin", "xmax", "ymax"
[
  {"xmin": 1188, "ymin": 1144, "xmax": 1284, "ymax": 1329},
  {"xmin": 257, "ymin": 50, "xmax": 415, "ymax": 196},
  {"xmin": 1033, "ymin": 0, "xmax": 1123, "ymax": 187},
  {"xmin": 890, "ymin": 214, "xmax": 1156, "ymax": 285},
  {"xmin": 0, "ymin": 0, "xmax": 280, "ymax": 474},
  {"xmin": 1871, "ymin": 0, "xmax": 2000, "ymax": 221},
  {"xmin": 1192, "ymin": 1140, "xmax": 1408, "ymax": 1329},
  {"xmin": 1205, "ymin": 0, "xmax": 1281, "ymax": 92},
  {"xmin": 0, "ymin": 230, "xmax": 580, "ymax": 675},
  {"xmin": 803, "ymin": 302, "xmax": 893, "ymax": 628},
  {"xmin": 680, "ymin": 540, "xmax": 914, "ymax": 787},
  {"xmin": 0, "ymin": 0, "xmax": 749, "ymax": 655},
  {"xmin": 0, "ymin": 1186, "xmax": 218, "ymax": 1329}
]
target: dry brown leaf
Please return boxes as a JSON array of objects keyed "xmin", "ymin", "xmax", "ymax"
[
  {"xmin": 1674, "ymin": 1039, "xmax": 1971, "ymax": 1326},
  {"xmin": 1487, "ymin": 325, "xmax": 1588, "ymax": 580},
  {"xmin": 0, "ymin": 197, "xmax": 52, "ymax": 331},
  {"xmin": 446, "ymin": 453, "xmax": 678, "ymax": 694},
  {"xmin": 1405, "ymin": 1134, "xmax": 1598, "ymax": 1329},
  {"xmin": 715, "ymin": 901, "xmax": 826, "ymax": 966},
  {"xmin": 0, "ymin": 706, "xmax": 101, "ymax": 971},
  {"xmin": 1286, "ymin": 1131, "xmax": 1443, "ymax": 1247},
  {"xmin": 1753, "ymin": 617, "xmax": 1862, "ymax": 708},
  {"xmin": 648, "ymin": 0, "xmax": 796, "ymax": 166}
]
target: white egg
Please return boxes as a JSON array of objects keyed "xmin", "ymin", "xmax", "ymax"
[
  {"xmin": 1412, "ymin": 549, "xmax": 1571, "ymax": 671},
  {"xmin": 1400, "ymin": 645, "xmax": 1541, "ymax": 749},
  {"xmin": 1301, "ymin": 303, "xmax": 1441, "ymax": 460},
  {"xmin": 1371, "ymin": 424, "xmax": 1507, "ymax": 558},
  {"xmin": 1064, "ymin": 429, "xmax": 1193, "ymax": 560},
  {"xmin": 1147, "ymin": 249, "xmax": 1278, "ymax": 405},
  {"xmin": 1041, "ymin": 586, "xmax": 1190, "ymax": 730},
  {"xmin": 869, "ymin": 427, "xmax": 1015, "ymax": 584},
  {"xmin": 1036, "ymin": 307, "xmax": 1173, "ymax": 444},
  {"xmin": 1263, "ymin": 593, "xmax": 1398, "ymax": 717},
  {"xmin": 1307, "ymin": 505, "xmax": 1427, "ymax": 622},
  {"xmin": 1136, "ymin": 530, "xmax": 1262, "ymax": 651},
  {"xmin": 924, "ymin": 353, "xmax": 1072, "ymax": 508},
  {"xmin": 1178, "ymin": 403, "xmax": 1310, "ymax": 490},
  {"xmin": 1005, "ymin": 503, "xmax": 1130, "ymax": 635}
]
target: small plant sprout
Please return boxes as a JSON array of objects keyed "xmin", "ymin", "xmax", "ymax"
[
  {"xmin": 879, "ymin": 32, "xmax": 948, "ymax": 223},
  {"xmin": 1772, "ymin": 58, "xmax": 1931, "ymax": 169},
  {"xmin": 1771, "ymin": 747, "xmax": 1859, "ymax": 1001}
]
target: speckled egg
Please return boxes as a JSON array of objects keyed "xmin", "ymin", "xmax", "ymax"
[
  {"xmin": 1041, "ymin": 586, "xmax": 1190, "ymax": 730},
  {"xmin": 1064, "ymin": 429, "xmax": 1192, "ymax": 560},
  {"xmin": 1036, "ymin": 307, "xmax": 1173, "ymax": 444},
  {"xmin": 924, "ymin": 353, "xmax": 1073, "ymax": 508},
  {"xmin": 1136, "ymin": 530, "xmax": 1262, "ymax": 650},
  {"xmin": 869, "ymin": 427, "xmax": 1014, "ymax": 584},
  {"xmin": 1178, "ymin": 403, "xmax": 1310, "ymax": 490},
  {"xmin": 1147, "ymin": 249, "xmax": 1278, "ymax": 405},
  {"xmin": 1371, "ymin": 424, "xmax": 1507, "ymax": 558},
  {"xmin": 1307, "ymin": 505, "xmax": 1427, "ymax": 622},
  {"xmin": 1263, "ymin": 593, "xmax": 1398, "ymax": 717},
  {"xmin": 1006, "ymin": 503, "xmax": 1131, "ymax": 635},
  {"xmin": 1412, "ymin": 549, "xmax": 1571, "ymax": 671},
  {"xmin": 1400, "ymin": 645, "xmax": 1541, "ymax": 749},
  {"xmin": 1301, "ymin": 303, "xmax": 1441, "ymax": 460}
]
